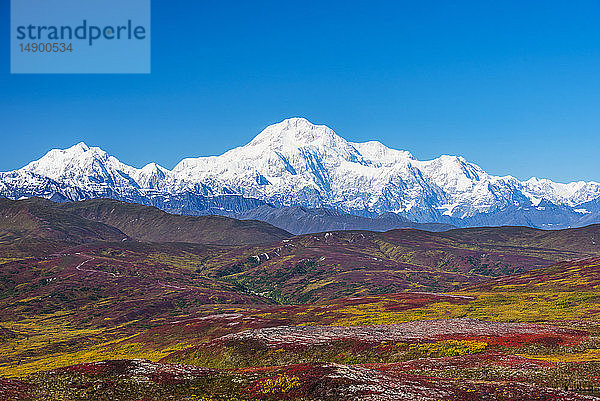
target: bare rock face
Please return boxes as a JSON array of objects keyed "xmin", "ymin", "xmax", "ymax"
[{"xmin": 217, "ymin": 318, "xmax": 585, "ymax": 347}]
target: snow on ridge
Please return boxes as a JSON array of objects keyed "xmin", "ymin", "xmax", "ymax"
[
  {"xmin": 523, "ymin": 177, "xmax": 600, "ymax": 207},
  {"xmin": 1, "ymin": 117, "xmax": 599, "ymax": 225}
]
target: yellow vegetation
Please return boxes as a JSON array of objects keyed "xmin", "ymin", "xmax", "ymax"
[
  {"xmin": 327, "ymin": 292, "xmax": 600, "ymax": 326},
  {"xmin": 1, "ymin": 338, "xmax": 193, "ymax": 377},
  {"xmin": 519, "ymin": 349, "xmax": 600, "ymax": 363},
  {"xmin": 409, "ymin": 340, "xmax": 488, "ymax": 357},
  {"xmin": 256, "ymin": 374, "xmax": 301, "ymax": 394}
]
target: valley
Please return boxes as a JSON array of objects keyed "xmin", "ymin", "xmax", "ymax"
[{"xmin": 1, "ymin": 198, "xmax": 600, "ymax": 400}]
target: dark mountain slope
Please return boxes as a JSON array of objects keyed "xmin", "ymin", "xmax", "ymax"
[
  {"xmin": 232, "ymin": 205, "xmax": 454, "ymax": 235},
  {"xmin": 59, "ymin": 198, "xmax": 291, "ymax": 246},
  {"xmin": 439, "ymin": 224, "xmax": 600, "ymax": 254},
  {"xmin": 0, "ymin": 197, "xmax": 127, "ymax": 244}
]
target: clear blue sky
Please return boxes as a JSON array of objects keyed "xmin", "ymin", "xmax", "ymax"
[{"xmin": 1, "ymin": 1, "xmax": 599, "ymax": 183}]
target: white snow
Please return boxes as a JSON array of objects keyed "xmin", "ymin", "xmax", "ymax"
[{"xmin": 1, "ymin": 117, "xmax": 599, "ymax": 224}]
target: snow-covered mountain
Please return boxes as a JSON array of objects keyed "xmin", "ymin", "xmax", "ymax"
[{"xmin": 1, "ymin": 117, "xmax": 599, "ymax": 229}]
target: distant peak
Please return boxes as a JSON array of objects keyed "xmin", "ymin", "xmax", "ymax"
[
  {"xmin": 280, "ymin": 117, "xmax": 313, "ymax": 126},
  {"xmin": 142, "ymin": 162, "xmax": 158, "ymax": 169},
  {"xmin": 69, "ymin": 142, "xmax": 90, "ymax": 152},
  {"xmin": 438, "ymin": 155, "xmax": 464, "ymax": 162},
  {"xmin": 269, "ymin": 117, "xmax": 330, "ymax": 135},
  {"xmin": 351, "ymin": 140, "xmax": 414, "ymax": 161},
  {"xmin": 247, "ymin": 117, "xmax": 344, "ymax": 148},
  {"xmin": 60, "ymin": 142, "xmax": 113, "ymax": 160},
  {"xmin": 18, "ymin": 141, "xmax": 116, "ymax": 182},
  {"xmin": 526, "ymin": 177, "xmax": 544, "ymax": 184},
  {"xmin": 141, "ymin": 162, "xmax": 168, "ymax": 172}
]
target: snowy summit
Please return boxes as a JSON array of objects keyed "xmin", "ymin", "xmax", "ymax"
[{"xmin": 1, "ymin": 117, "xmax": 599, "ymax": 228}]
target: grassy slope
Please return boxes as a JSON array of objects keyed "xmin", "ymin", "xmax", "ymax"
[
  {"xmin": 2, "ymin": 206, "xmax": 600, "ymax": 399},
  {"xmin": 0, "ymin": 240, "xmax": 273, "ymax": 378},
  {"xmin": 464, "ymin": 257, "xmax": 600, "ymax": 292},
  {"xmin": 204, "ymin": 227, "xmax": 600, "ymax": 303}
]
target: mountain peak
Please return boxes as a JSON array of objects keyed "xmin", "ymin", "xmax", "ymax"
[
  {"xmin": 247, "ymin": 117, "xmax": 345, "ymax": 148},
  {"xmin": 350, "ymin": 140, "xmax": 414, "ymax": 164},
  {"xmin": 134, "ymin": 162, "xmax": 170, "ymax": 189},
  {"xmin": 280, "ymin": 117, "xmax": 313, "ymax": 126},
  {"xmin": 17, "ymin": 142, "xmax": 135, "ymax": 190},
  {"xmin": 70, "ymin": 141, "xmax": 90, "ymax": 152},
  {"xmin": 2, "ymin": 119, "xmax": 599, "ymax": 230},
  {"xmin": 274, "ymin": 117, "xmax": 318, "ymax": 130},
  {"xmin": 28, "ymin": 142, "xmax": 108, "ymax": 166},
  {"xmin": 140, "ymin": 162, "xmax": 165, "ymax": 172}
]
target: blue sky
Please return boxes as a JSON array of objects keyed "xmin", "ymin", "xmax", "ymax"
[{"xmin": 1, "ymin": 1, "xmax": 599, "ymax": 182}]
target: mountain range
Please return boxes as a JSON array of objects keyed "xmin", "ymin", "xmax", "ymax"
[{"xmin": 1, "ymin": 117, "xmax": 599, "ymax": 229}]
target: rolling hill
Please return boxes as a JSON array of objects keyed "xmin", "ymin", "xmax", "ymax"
[
  {"xmin": 194, "ymin": 224, "xmax": 600, "ymax": 303},
  {"xmin": 0, "ymin": 197, "xmax": 291, "ymax": 247},
  {"xmin": 2, "ymin": 199, "xmax": 600, "ymax": 400},
  {"xmin": 58, "ymin": 198, "xmax": 291, "ymax": 246},
  {"xmin": 0, "ymin": 197, "xmax": 127, "ymax": 244},
  {"xmin": 467, "ymin": 256, "xmax": 600, "ymax": 292}
]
